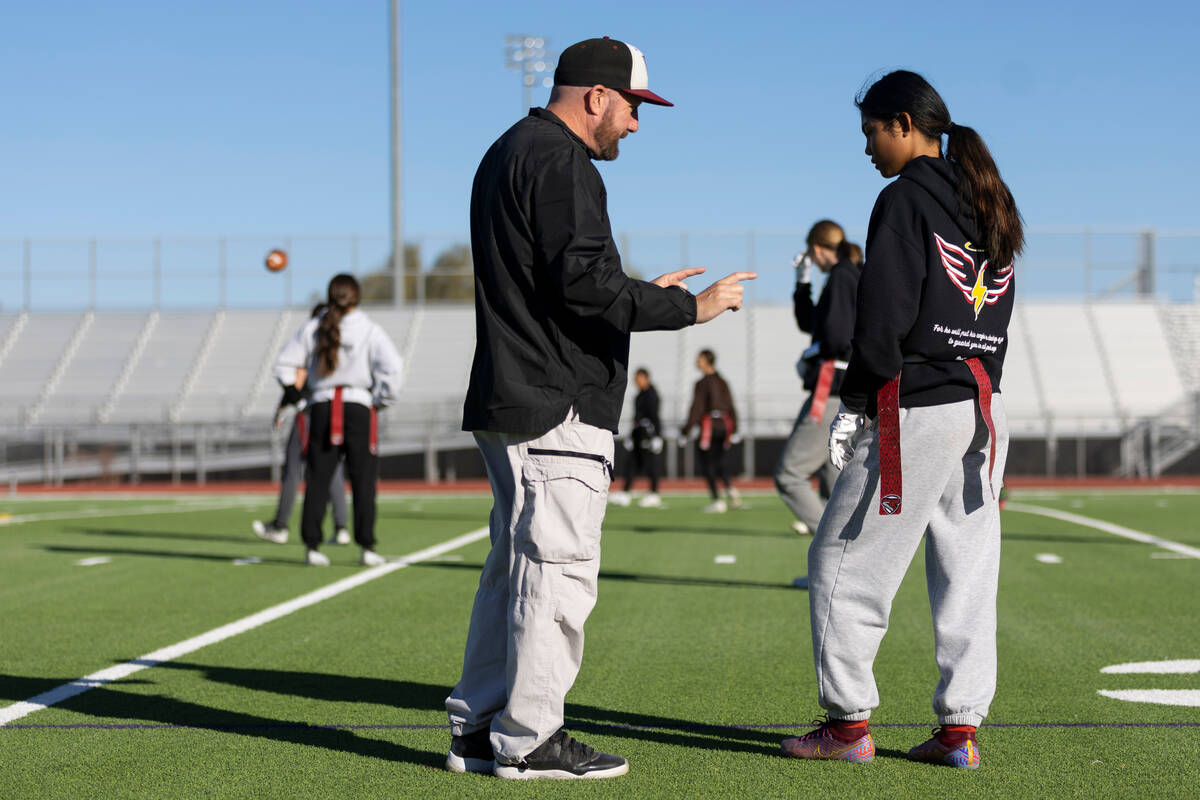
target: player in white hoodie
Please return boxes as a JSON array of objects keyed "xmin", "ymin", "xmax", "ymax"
[{"xmin": 273, "ymin": 274, "xmax": 404, "ymax": 566}]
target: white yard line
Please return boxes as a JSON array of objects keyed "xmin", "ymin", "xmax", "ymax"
[
  {"xmin": 1005, "ymin": 502, "xmax": 1200, "ymax": 560},
  {"xmin": 0, "ymin": 499, "xmax": 259, "ymax": 526},
  {"xmin": 0, "ymin": 526, "xmax": 489, "ymax": 726}
]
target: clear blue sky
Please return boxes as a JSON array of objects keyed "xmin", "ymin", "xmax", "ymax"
[{"xmin": 3, "ymin": 1, "xmax": 1197, "ymax": 242}]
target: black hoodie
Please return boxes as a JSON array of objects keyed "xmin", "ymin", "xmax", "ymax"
[
  {"xmin": 840, "ymin": 156, "xmax": 1015, "ymax": 416},
  {"xmin": 793, "ymin": 257, "xmax": 859, "ymax": 393}
]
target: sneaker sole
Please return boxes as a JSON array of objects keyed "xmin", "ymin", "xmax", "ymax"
[
  {"xmin": 493, "ymin": 761, "xmax": 629, "ymax": 780},
  {"xmin": 254, "ymin": 531, "xmax": 288, "ymax": 545},
  {"xmin": 445, "ymin": 753, "xmax": 494, "ymax": 774}
]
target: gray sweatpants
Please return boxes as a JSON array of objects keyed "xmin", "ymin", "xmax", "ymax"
[
  {"xmin": 775, "ymin": 393, "xmax": 841, "ymax": 530},
  {"xmin": 446, "ymin": 408, "xmax": 613, "ymax": 762},
  {"xmin": 808, "ymin": 396, "xmax": 1008, "ymax": 728},
  {"xmin": 273, "ymin": 413, "xmax": 347, "ymax": 531}
]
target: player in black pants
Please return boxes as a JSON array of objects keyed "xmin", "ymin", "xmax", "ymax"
[
  {"xmin": 683, "ymin": 349, "xmax": 740, "ymax": 513},
  {"xmin": 273, "ymin": 274, "xmax": 404, "ymax": 566},
  {"xmin": 610, "ymin": 368, "xmax": 664, "ymax": 508}
]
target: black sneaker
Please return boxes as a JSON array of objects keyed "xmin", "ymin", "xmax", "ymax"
[
  {"xmin": 493, "ymin": 729, "xmax": 628, "ymax": 780},
  {"xmin": 445, "ymin": 728, "xmax": 494, "ymax": 774}
]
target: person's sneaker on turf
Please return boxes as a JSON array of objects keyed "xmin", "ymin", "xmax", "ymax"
[
  {"xmin": 330, "ymin": 527, "xmax": 352, "ymax": 545},
  {"xmin": 727, "ymin": 487, "xmax": 743, "ymax": 509},
  {"xmin": 608, "ymin": 490, "xmax": 632, "ymax": 507},
  {"xmin": 702, "ymin": 499, "xmax": 728, "ymax": 514},
  {"xmin": 791, "ymin": 520, "xmax": 812, "ymax": 536},
  {"xmin": 781, "ymin": 718, "xmax": 874, "ymax": 762},
  {"xmin": 359, "ymin": 549, "xmax": 386, "ymax": 566},
  {"xmin": 907, "ymin": 726, "xmax": 981, "ymax": 769},
  {"xmin": 637, "ymin": 492, "xmax": 662, "ymax": 508},
  {"xmin": 252, "ymin": 520, "xmax": 288, "ymax": 544},
  {"xmin": 305, "ymin": 549, "xmax": 330, "ymax": 566},
  {"xmin": 446, "ymin": 728, "xmax": 494, "ymax": 774},
  {"xmin": 493, "ymin": 729, "xmax": 628, "ymax": 780}
]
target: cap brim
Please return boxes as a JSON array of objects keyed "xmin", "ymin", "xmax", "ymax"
[{"xmin": 623, "ymin": 88, "xmax": 673, "ymax": 107}]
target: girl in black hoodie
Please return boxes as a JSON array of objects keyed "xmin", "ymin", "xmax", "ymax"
[{"xmin": 781, "ymin": 71, "xmax": 1023, "ymax": 769}]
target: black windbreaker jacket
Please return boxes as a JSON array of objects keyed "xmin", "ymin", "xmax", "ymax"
[
  {"xmin": 840, "ymin": 156, "xmax": 1015, "ymax": 416},
  {"xmin": 462, "ymin": 109, "xmax": 697, "ymax": 434}
]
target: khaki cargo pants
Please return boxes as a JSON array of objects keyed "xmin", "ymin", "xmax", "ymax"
[{"xmin": 446, "ymin": 408, "xmax": 613, "ymax": 762}]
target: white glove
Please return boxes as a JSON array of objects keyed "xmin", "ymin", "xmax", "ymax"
[
  {"xmin": 792, "ymin": 252, "xmax": 812, "ymax": 284},
  {"xmin": 828, "ymin": 404, "xmax": 865, "ymax": 470},
  {"xmin": 649, "ymin": 436, "xmax": 664, "ymax": 455}
]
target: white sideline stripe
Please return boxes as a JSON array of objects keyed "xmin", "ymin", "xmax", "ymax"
[
  {"xmin": 0, "ymin": 500, "xmax": 257, "ymax": 526},
  {"xmin": 0, "ymin": 526, "xmax": 489, "ymax": 726},
  {"xmin": 1005, "ymin": 502, "xmax": 1200, "ymax": 560}
]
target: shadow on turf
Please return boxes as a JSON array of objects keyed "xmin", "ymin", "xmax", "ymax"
[
  {"xmin": 607, "ymin": 522, "xmax": 798, "ymax": 539},
  {"xmin": 378, "ymin": 509, "xmax": 488, "ymax": 525},
  {"xmin": 0, "ymin": 672, "xmax": 444, "ymax": 767},
  {"xmin": 414, "ymin": 560, "xmax": 799, "ymax": 592},
  {"xmin": 147, "ymin": 663, "xmax": 791, "ymax": 756},
  {"xmin": 69, "ymin": 526, "xmax": 268, "ymax": 546},
  {"xmin": 3, "ymin": 666, "xmax": 909, "ymax": 761},
  {"xmin": 38, "ymin": 544, "xmax": 302, "ymax": 567}
]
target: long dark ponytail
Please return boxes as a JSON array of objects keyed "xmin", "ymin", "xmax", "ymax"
[
  {"xmin": 316, "ymin": 273, "xmax": 361, "ymax": 375},
  {"xmin": 856, "ymin": 70, "xmax": 1024, "ymax": 269}
]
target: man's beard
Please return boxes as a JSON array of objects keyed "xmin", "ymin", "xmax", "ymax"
[{"xmin": 593, "ymin": 110, "xmax": 623, "ymax": 161}]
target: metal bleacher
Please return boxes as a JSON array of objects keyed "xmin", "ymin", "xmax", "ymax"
[
  {"xmin": 0, "ymin": 312, "xmax": 84, "ymax": 426},
  {"xmin": 0, "ymin": 301, "xmax": 1192, "ymax": 435},
  {"xmin": 36, "ymin": 312, "xmax": 149, "ymax": 425},
  {"xmin": 174, "ymin": 310, "xmax": 285, "ymax": 422},
  {"xmin": 104, "ymin": 311, "xmax": 213, "ymax": 424},
  {"xmin": 1, "ymin": 299, "xmax": 1197, "ymax": 483}
]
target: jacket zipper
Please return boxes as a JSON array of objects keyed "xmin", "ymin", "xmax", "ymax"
[{"xmin": 527, "ymin": 448, "xmax": 614, "ymax": 480}]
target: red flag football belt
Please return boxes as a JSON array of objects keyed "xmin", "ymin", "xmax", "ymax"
[
  {"xmin": 297, "ymin": 411, "xmax": 310, "ymax": 456},
  {"xmin": 809, "ymin": 360, "xmax": 837, "ymax": 421},
  {"xmin": 329, "ymin": 387, "xmax": 378, "ymax": 455},
  {"xmin": 875, "ymin": 357, "xmax": 995, "ymax": 516},
  {"xmin": 699, "ymin": 412, "xmax": 733, "ymax": 451}
]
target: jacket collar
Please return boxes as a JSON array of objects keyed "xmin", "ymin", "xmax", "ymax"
[{"xmin": 529, "ymin": 107, "xmax": 597, "ymax": 159}]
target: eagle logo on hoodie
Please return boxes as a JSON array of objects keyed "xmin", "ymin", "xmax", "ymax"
[{"xmin": 934, "ymin": 233, "xmax": 1014, "ymax": 319}]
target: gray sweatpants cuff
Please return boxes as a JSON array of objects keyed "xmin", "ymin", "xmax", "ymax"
[
  {"xmin": 830, "ymin": 711, "xmax": 871, "ymax": 722},
  {"xmin": 939, "ymin": 712, "xmax": 983, "ymax": 727}
]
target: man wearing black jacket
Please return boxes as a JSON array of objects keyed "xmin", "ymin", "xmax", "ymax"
[
  {"xmin": 774, "ymin": 220, "xmax": 859, "ymax": 538},
  {"xmin": 445, "ymin": 37, "xmax": 755, "ymax": 781}
]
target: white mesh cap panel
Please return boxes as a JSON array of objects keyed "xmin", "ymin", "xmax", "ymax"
[{"xmin": 625, "ymin": 42, "xmax": 650, "ymax": 90}]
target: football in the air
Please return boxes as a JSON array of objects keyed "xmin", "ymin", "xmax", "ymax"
[{"xmin": 265, "ymin": 249, "xmax": 288, "ymax": 272}]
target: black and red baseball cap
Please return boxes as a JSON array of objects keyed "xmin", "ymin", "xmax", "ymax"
[{"xmin": 553, "ymin": 37, "xmax": 673, "ymax": 107}]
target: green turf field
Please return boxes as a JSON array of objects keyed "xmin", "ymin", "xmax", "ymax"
[{"xmin": 1, "ymin": 489, "xmax": 1197, "ymax": 798}]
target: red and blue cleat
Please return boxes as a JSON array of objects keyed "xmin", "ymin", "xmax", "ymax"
[
  {"xmin": 781, "ymin": 719, "xmax": 875, "ymax": 763},
  {"xmin": 907, "ymin": 728, "xmax": 981, "ymax": 769}
]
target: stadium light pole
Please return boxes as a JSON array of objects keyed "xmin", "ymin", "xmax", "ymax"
[
  {"xmin": 390, "ymin": 0, "xmax": 404, "ymax": 306},
  {"xmin": 505, "ymin": 35, "xmax": 555, "ymax": 116}
]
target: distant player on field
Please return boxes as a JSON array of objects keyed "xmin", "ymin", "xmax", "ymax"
[
  {"xmin": 609, "ymin": 367, "xmax": 664, "ymax": 508},
  {"xmin": 782, "ymin": 70, "xmax": 1022, "ymax": 769},
  {"xmin": 253, "ymin": 303, "xmax": 351, "ymax": 547},
  {"xmin": 683, "ymin": 349, "xmax": 740, "ymax": 513},
  {"xmin": 273, "ymin": 274, "xmax": 403, "ymax": 567},
  {"xmin": 774, "ymin": 219, "xmax": 857, "ymax": 538}
]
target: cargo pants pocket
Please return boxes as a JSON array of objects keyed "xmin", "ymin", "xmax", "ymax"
[{"xmin": 516, "ymin": 452, "xmax": 609, "ymax": 563}]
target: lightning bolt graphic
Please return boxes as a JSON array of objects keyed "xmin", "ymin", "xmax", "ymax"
[{"xmin": 970, "ymin": 268, "xmax": 987, "ymax": 318}]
